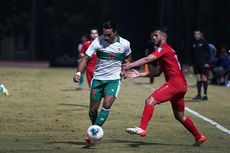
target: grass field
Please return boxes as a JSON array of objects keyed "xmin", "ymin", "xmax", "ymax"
[{"xmin": 0, "ymin": 67, "xmax": 229, "ymax": 153}]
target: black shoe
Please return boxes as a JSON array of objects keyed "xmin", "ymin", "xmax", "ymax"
[
  {"xmin": 193, "ymin": 95, "xmax": 202, "ymax": 100},
  {"xmin": 202, "ymin": 95, "xmax": 208, "ymax": 101}
]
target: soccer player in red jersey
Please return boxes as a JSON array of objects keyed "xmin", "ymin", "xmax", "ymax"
[
  {"xmin": 80, "ymin": 28, "xmax": 99, "ymax": 86},
  {"xmin": 122, "ymin": 26, "xmax": 206, "ymax": 146}
]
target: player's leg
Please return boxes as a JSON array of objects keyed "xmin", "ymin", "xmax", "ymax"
[
  {"xmin": 0, "ymin": 84, "xmax": 9, "ymax": 96},
  {"xmin": 126, "ymin": 95, "xmax": 156, "ymax": 136},
  {"xmin": 201, "ymin": 67, "xmax": 209, "ymax": 100},
  {"xmin": 171, "ymin": 97, "xmax": 206, "ymax": 146},
  {"xmin": 94, "ymin": 79, "xmax": 120, "ymax": 126},
  {"xmin": 193, "ymin": 66, "xmax": 202, "ymax": 100},
  {"xmin": 195, "ymin": 74, "xmax": 202, "ymax": 99},
  {"xmin": 94, "ymin": 95, "xmax": 116, "ymax": 126},
  {"xmin": 85, "ymin": 80, "xmax": 102, "ymax": 144},
  {"xmin": 126, "ymin": 82, "xmax": 175, "ymax": 136},
  {"xmin": 88, "ymin": 80, "xmax": 103, "ymax": 125}
]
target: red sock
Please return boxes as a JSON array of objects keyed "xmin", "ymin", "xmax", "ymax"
[
  {"xmin": 139, "ymin": 104, "xmax": 154, "ymax": 130},
  {"xmin": 182, "ymin": 117, "xmax": 201, "ymax": 139}
]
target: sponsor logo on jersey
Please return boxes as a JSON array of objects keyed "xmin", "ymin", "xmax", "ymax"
[{"xmin": 158, "ymin": 47, "xmax": 162, "ymax": 53}]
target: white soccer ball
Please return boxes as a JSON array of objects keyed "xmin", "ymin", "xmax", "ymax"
[{"xmin": 86, "ymin": 125, "xmax": 104, "ymax": 141}]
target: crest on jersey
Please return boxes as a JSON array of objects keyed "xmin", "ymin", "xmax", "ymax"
[{"xmin": 158, "ymin": 47, "xmax": 162, "ymax": 53}]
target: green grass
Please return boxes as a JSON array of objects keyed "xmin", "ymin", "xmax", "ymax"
[{"xmin": 0, "ymin": 67, "xmax": 229, "ymax": 153}]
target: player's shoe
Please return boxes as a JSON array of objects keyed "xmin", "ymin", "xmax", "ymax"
[
  {"xmin": 193, "ymin": 95, "xmax": 202, "ymax": 100},
  {"xmin": 84, "ymin": 136, "xmax": 93, "ymax": 145},
  {"xmin": 0, "ymin": 84, "xmax": 9, "ymax": 96},
  {"xmin": 193, "ymin": 134, "xmax": 206, "ymax": 146},
  {"xmin": 202, "ymin": 95, "xmax": 208, "ymax": 101},
  {"xmin": 126, "ymin": 126, "xmax": 146, "ymax": 137}
]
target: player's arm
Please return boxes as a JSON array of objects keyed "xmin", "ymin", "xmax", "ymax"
[
  {"xmin": 126, "ymin": 67, "xmax": 161, "ymax": 79},
  {"xmin": 121, "ymin": 54, "xmax": 132, "ymax": 79},
  {"xmin": 122, "ymin": 54, "xmax": 157, "ymax": 70},
  {"xmin": 79, "ymin": 42, "xmax": 88, "ymax": 58},
  {"xmin": 73, "ymin": 55, "xmax": 89, "ymax": 82},
  {"xmin": 74, "ymin": 38, "xmax": 98, "ymax": 82}
]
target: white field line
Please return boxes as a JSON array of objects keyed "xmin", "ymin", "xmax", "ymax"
[{"xmin": 185, "ymin": 107, "xmax": 230, "ymax": 135}]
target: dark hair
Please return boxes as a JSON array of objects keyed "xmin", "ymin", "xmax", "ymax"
[
  {"xmin": 194, "ymin": 28, "xmax": 203, "ymax": 32},
  {"xmin": 155, "ymin": 25, "xmax": 168, "ymax": 34},
  {"xmin": 103, "ymin": 21, "xmax": 117, "ymax": 32},
  {"xmin": 89, "ymin": 27, "xmax": 98, "ymax": 33}
]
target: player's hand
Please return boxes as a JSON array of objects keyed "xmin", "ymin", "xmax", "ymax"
[
  {"xmin": 73, "ymin": 72, "xmax": 81, "ymax": 82},
  {"xmin": 120, "ymin": 69, "xmax": 127, "ymax": 79},
  {"xmin": 125, "ymin": 69, "xmax": 140, "ymax": 79},
  {"xmin": 122, "ymin": 62, "xmax": 132, "ymax": 70}
]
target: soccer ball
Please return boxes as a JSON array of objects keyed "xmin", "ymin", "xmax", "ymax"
[{"xmin": 86, "ymin": 125, "xmax": 104, "ymax": 141}]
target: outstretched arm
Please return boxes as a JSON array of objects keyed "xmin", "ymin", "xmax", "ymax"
[
  {"xmin": 125, "ymin": 67, "xmax": 162, "ymax": 79},
  {"xmin": 122, "ymin": 54, "xmax": 157, "ymax": 70}
]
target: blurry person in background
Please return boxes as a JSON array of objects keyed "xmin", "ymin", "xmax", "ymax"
[
  {"xmin": 192, "ymin": 30, "xmax": 210, "ymax": 101},
  {"xmin": 80, "ymin": 27, "xmax": 99, "ymax": 87},
  {"xmin": 77, "ymin": 34, "xmax": 89, "ymax": 90},
  {"xmin": 213, "ymin": 46, "xmax": 230, "ymax": 86}
]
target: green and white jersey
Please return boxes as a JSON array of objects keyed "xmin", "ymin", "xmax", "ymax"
[{"xmin": 86, "ymin": 35, "xmax": 132, "ymax": 80}]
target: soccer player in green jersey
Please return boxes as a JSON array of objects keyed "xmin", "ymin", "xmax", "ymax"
[{"xmin": 73, "ymin": 21, "xmax": 132, "ymax": 144}]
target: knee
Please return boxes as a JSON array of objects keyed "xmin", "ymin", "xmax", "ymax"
[
  {"xmin": 89, "ymin": 105, "xmax": 99, "ymax": 113},
  {"xmin": 174, "ymin": 114, "xmax": 185, "ymax": 123},
  {"xmin": 89, "ymin": 108, "xmax": 98, "ymax": 113},
  {"xmin": 102, "ymin": 104, "xmax": 111, "ymax": 110},
  {"xmin": 174, "ymin": 115, "xmax": 181, "ymax": 122},
  {"xmin": 145, "ymin": 97, "xmax": 157, "ymax": 106}
]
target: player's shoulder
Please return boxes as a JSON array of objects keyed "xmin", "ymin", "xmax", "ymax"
[
  {"xmin": 162, "ymin": 43, "xmax": 174, "ymax": 50},
  {"xmin": 157, "ymin": 44, "xmax": 174, "ymax": 54},
  {"xmin": 158, "ymin": 43, "xmax": 168, "ymax": 50},
  {"xmin": 118, "ymin": 36, "xmax": 130, "ymax": 46},
  {"xmin": 90, "ymin": 36, "xmax": 102, "ymax": 46},
  {"xmin": 83, "ymin": 40, "xmax": 91, "ymax": 46}
]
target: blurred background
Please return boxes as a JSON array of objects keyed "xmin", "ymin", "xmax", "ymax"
[{"xmin": 0, "ymin": 0, "xmax": 229, "ymax": 66}]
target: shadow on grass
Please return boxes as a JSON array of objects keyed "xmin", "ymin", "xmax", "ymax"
[
  {"xmin": 107, "ymin": 139, "xmax": 190, "ymax": 148},
  {"xmin": 47, "ymin": 138, "xmax": 190, "ymax": 149},
  {"xmin": 184, "ymin": 99, "xmax": 204, "ymax": 103},
  {"xmin": 59, "ymin": 103, "xmax": 88, "ymax": 108},
  {"xmin": 133, "ymin": 82, "xmax": 152, "ymax": 85},
  {"xmin": 61, "ymin": 88, "xmax": 84, "ymax": 92},
  {"xmin": 47, "ymin": 141, "xmax": 96, "ymax": 149}
]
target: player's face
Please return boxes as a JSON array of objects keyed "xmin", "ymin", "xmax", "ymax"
[
  {"xmin": 194, "ymin": 31, "xmax": 202, "ymax": 40},
  {"xmin": 90, "ymin": 30, "xmax": 99, "ymax": 40},
  {"xmin": 152, "ymin": 30, "xmax": 163, "ymax": 46},
  {"xmin": 103, "ymin": 28, "xmax": 117, "ymax": 43}
]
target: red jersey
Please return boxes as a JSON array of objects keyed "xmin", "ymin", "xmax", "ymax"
[
  {"xmin": 80, "ymin": 40, "xmax": 97, "ymax": 68},
  {"xmin": 152, "ymin": 43, "xmax": 186, "ymax": 83}
]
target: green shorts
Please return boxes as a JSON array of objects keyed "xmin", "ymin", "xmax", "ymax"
[{"xmin": 90, "ymin": 79, "xmax": 121, "ymax": 102}]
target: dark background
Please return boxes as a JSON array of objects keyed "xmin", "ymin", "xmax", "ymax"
[{"xmin": 0, "ymin": 0, "xmax": 229, "ymax": 66}]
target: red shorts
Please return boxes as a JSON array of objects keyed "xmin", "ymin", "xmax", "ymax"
[{"xmin": 151, "ymin": 80, "xmax": 187, "ymax": 112}]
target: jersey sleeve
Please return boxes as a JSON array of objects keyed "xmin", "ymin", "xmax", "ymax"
[
  {"xmin": 80, "ymin": 42, "xmax": 88, "ymax": 55},
  {"xmin": 152, "ymin": 47, "xmax": 165, "ymax": 59},
  {"xmin": 124, "ymin": 41, "xmax": 132, "ymax": 57},
  {"xmin": 85, "ymin": 38, "xmax": 98, "ymax": 58}
]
